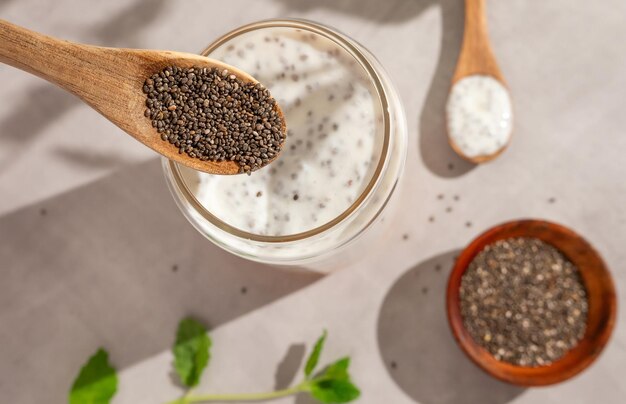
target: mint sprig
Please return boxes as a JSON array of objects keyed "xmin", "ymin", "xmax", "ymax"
[
  {"xmin": 175, "ymin": 330, "xmax": 360, "ymax": 404},
  {"xmin": 173, "ymin": 317, "xmax": 211, "ymax": 388},
  {"xmin": 69, "ymin": 324, "xmax": 360, "ymax": 404},
  {"xmin": 305, "ymin": 329, "xmax": 327, "ymax": 378},
  {"xmin": 69, "ymin": 348, "xmax": 117, "ymax": 404},
  {"xmin": 307, "ymin": 358, "xmax": 360, "ymax": 403}
]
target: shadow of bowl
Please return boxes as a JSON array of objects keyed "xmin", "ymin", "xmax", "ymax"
[
  {"xmin": 378, "ymin": 251, "xmax": 526, "ymax": 404},
  {"xmin": 447, "ymin": 219, "xmax": 617, "ymax": 386}
]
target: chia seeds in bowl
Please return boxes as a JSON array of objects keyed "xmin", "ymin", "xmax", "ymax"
[
  {"xmin": 447, "ymin": 220, "xmax": 616, "ymax": 386},
  {"xmin": 460, "ymin": 237, "xmax": 589, "ymax": 367},
  {"xmin": 162, "ymin": 20, "xmax": 408, "ymax": 268}
]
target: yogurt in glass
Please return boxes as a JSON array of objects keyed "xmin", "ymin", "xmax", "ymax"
[
  {"xmin": 163, "ymin": 20, "xmax": 407, "ymax": 268},
  {"xmin": 181, "ymin": 28, "xmax": 383, "ymax": 236}
]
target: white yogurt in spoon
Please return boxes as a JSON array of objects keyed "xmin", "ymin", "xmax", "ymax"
[
  {"xmin": 446, "ymin": 75, "xmax": 513, "ymax": 159},
  {"xmin": 179, "ymin": 27, "xmax": 384, "ymax": 236}
]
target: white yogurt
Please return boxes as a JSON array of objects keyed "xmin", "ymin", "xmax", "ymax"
[
  {"xmin": 446, "ymin": 75, "xmax": 513, "ymax": 159},
  {"xmin": 179, "ymin": 27, "xmax": 384, "ymax": 236}
]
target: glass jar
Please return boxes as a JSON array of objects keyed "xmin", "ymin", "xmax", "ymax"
[{"xmin": 162, "ymin": 19, "xmax": 407, "ymax": 271}]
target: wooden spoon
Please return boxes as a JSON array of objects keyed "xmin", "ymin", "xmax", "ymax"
[
  {"xmin": 447, "ymin": 0, "xmax": 511, "ymax": 164},
  {"xmin": 0, "ymin": 19, "xmax": 286, "ymax": 175}
]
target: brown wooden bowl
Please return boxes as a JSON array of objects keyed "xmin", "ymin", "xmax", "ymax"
[{"xmin": 446, "ymin": 219, "xmax": 617, "ymax": 386}]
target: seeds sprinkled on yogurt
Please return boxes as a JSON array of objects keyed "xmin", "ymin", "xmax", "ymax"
[
  {"xmin": 179, "ymin": 27, "xmax": 384, "ymax": 236},
  {"xmin": 446, "ymin": 75, "xmax": 513, "ymax": 160}
]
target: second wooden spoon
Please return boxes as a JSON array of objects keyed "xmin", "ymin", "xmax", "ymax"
[{"xmin": 446, "ymin": 0, "xmax": 512, "ymax": 164}]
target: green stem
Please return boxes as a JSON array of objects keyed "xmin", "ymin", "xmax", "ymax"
[{"xmin": 167, "ymin": 382, "xmax": 308, "ymax": 404}]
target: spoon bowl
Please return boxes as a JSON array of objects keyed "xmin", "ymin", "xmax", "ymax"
[
  {"xmin": 0, "ymin": 20, "xmax": 286, "ymax": 175},
  {"xmin": 447, "ymin": 0, "xmax": 511, "ymax": 164}
]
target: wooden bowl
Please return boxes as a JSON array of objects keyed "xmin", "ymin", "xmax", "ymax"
[{"xmin": 446, "ymin": 219, "xmax": 617, "ymax": 386}]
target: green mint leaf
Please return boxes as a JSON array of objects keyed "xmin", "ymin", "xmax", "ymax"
[
  {"xmin": 69, "ymin": 348, "xmax": 118, "ymax": 404},
  {"xmin": 321, "ymin": 357, "xmax": 350, "ymax": 380},
  {"xmin": 310, "ymin": 379, "xmax": 360, "ymax": 403},
  {"xmin": 173, "ymin": 317, "xmax": 211, "ymax": 388},
  {"xmin": 305, "ymin": 330, "xmax": 327, "ymax": 378}
]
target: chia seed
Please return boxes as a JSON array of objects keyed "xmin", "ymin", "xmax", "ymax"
[
  {"xmin": 143, "ymin": 66, "xmax": 286, "ymax": 173},
  {"xmin": 460, "ymin": 237, "xmax": 588, "ymax": 367}
]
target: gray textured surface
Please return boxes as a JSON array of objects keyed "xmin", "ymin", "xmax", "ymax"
[{"xmin": 0, "ymin": 1, "xmax": 625, "ymax": 403}]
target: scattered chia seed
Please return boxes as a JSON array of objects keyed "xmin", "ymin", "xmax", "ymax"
[
  {"xmin": 241, "ymin": 286, "xmax": 247, "ymax": 294},
  {"xmin": 402, "ymin": 233, "xmax": 409, "ymax": 241},
  {"xmin": 445, "ymin": 206, "xmax": 453, "ymax": 213},
  {"xmin": 460, "ymin": 237, "xmax": 588, "ymax": 367},
  {"xmin": 143, "ymin": 66, "xmax": 286, "ymax": 174},
  {"xmin": 390, "ymin": 361, "xmax": 397, "ymax": 369},
  {"xmin": 40, "ymin": 208, "xmax": 47, "ymax": 216},
  {"xmin": 171, "ymin": 264, "xmax": 178, "ymax": 272},
  {"xmin": 428, "ymin": 215, "xmax": 435, "ymax": 223},
  {"xmin": 548, "ymin": 197, "xmax": 556, "ymax": 204},
  {"xmin": 465, "ymin": 221, "xmax": 472, "ymax": 227}
]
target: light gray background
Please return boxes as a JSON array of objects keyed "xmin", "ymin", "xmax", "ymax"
[{"xmin": 1, "ymin": 1, "xmax": 624, "ymax": 403}]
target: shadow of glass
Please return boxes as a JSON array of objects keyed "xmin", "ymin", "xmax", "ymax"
[
  {"xmin": 0, "ymin": 0, "xmax": 168, "ymax": 174},
  {"xmin": 52, "ymin": 147, "xmax": 137, "ymax": 171},
  {"xmin": 0, "ymin": 0, "xmax": 14, "ymax": 9},
  {"xmin": 86, "ymin": 0, "xmax": 168, "ymax": 47},
  {"xmin": 0, "ymin": 85, "xmax": 80, "ymax": 172},
  {"xmin": 377, "ymin": 251, "xmax": 526, "ymax": 404},
  {"xmin": 275, "ymin": 343, "xmax": 306, "ymax": 390},
  {"xmin": 275, "ymin": 0, "xmax": 427, "ymax": 24},
  {"xmin": 0, "ymin": 159, "xmax": 321, "ymax": 403}
]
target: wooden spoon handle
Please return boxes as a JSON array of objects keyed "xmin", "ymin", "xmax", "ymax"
[
  {"xmin": 0, "ymin": 20, "xmax": 142, "ymax": 112},
  {"xmin": 452, "ymin": 0, "xmax": 504, "ymax": 83},
  {"xmin": 0, "ymin": 20, "xmax": 93, "ymax": 94}
]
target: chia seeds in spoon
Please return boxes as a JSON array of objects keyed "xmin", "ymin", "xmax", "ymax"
[
  {"xmin": 143, "ymin": 66, "xmax": 286, "ymax": 174},
  {"xmin": 460, "ymin": 237, "xmax": 588, "ymax": 367}
]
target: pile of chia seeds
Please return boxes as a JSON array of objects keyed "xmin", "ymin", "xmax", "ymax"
[
  {"xmin": 143, "ymin": 66, "xmax": 286, "ymax": 173},
  {"xmin": 460, "ymin": 237, "xmax": 588, "ymax": 367}
]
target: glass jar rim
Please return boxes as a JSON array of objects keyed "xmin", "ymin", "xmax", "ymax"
[{"xmin": 167, "ymin": 18, "xmax": 392, "ymax": 243}]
